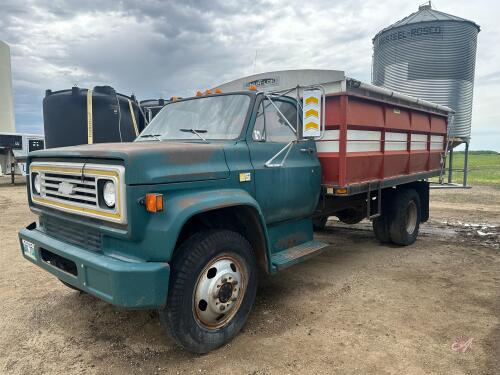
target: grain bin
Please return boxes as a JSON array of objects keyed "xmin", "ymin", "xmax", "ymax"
[
  {"xmin": 43, "ymin": 86, "xmax": 144, "ymax": 148},
  {"xmin": 0, "ymin": 41, "xmax": 15, "ymax": 133},
  {"xmin": 372, "ymin": 3, "xmax": 480, "ymax": 144}
]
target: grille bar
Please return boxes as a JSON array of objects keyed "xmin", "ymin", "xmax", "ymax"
[
  {"xmin": 43, "ymin": 174, "xmax": 96, "ymax": 186},
  {"xmin": 43, "ymin": 182, "xmax": 97, "ymax": 195},
  {"xmin": 40, "ymin": 173, "xmax": 99, "ymax": 206}
]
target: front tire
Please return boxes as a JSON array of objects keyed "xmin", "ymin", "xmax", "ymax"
[{"xmin": 160, "ymin": 230, "xmax": 257, "ymax": 353}]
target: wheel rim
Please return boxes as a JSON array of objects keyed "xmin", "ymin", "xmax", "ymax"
[
  {"xmin": 406, "ymin": 200, "xmax": 418, "ymax": 234},
  {"xmin": 193, "ymin": 254, "xmax": 247, "ymax": 329}
]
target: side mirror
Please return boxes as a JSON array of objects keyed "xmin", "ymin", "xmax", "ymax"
[{"xmin": 253, "ymin": 129, "xmax": 264, "ymax": 142}]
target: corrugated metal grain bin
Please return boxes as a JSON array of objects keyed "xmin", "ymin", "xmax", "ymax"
[{"xmin": 372, "ymin": 4, "xmax": 480, "ymax": 142}]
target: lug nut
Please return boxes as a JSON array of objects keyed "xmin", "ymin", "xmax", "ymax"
[
  {"xmin": 220, "ymin": 305, "xmax": 225, "ymax": 311},
  {"xmin": 221, "ymin": 277, "xmax": 227, "ymax": 283},
  {"xmin": 232, "ymin": 280, "xmax": 238, "ymax": 286}
]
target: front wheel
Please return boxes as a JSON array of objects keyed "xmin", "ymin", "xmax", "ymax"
[{"xmin": 160, "ymin": 230, "xmax": 257, "ymax": 353}]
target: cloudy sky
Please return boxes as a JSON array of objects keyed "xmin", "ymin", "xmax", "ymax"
[{"xmin": 1, "ymin": 0, "xmax": 499, "ymax": 150}]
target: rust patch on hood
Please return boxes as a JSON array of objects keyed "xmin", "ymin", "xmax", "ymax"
[
  {"xmin": 33, "ymin": 141, "xmax": 221, "ymax": 165},
  {"xmin": 30, "ymin": 141, "xmax": 230, "ymax": 185}
]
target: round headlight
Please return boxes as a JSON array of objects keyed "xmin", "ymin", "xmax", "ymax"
[
  {"xmin": 33, "ymin": 173, "xmax": 41, "ymax": 194},
  {"xmin": 103, "ymin": 181, "xmax": 116, "ymax": 208}
]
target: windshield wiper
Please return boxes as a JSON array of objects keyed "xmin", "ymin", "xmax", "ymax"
[
  {"xmin": 139, "ymin": 134, "xmax": 162, "ymax": 141},
  {"xmin": 180, "ymin": 128, "xmax": 208, "ymax": 143}
]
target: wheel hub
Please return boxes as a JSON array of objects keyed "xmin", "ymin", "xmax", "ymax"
[
  {"xmin": 193, "ymin": 255, "xmax": 246, "ymax": 329},
  {"xmin": 218, "ymin": 282, "xmax": 234, "ymax": 303}
]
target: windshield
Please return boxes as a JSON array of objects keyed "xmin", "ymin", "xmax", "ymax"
[{"xmin": 137, "ymin": 94, "xmax": 251, "ymax": 141}]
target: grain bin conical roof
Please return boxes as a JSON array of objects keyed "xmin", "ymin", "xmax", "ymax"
[{"xmin": 374, "ymin": 3, "xmax": 480, "ymax": 40}]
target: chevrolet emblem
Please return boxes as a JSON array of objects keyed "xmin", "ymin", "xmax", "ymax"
[{"xmin": 58, "ymin": 181, "xmax": 75, "ymax": 195}]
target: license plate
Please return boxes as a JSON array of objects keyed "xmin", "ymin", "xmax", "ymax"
[{"xmin": 22, "ymin": 239, "xmax": 36, "ymax": 260}]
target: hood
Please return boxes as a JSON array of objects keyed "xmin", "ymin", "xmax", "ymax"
[{"xmin": 29, "ymin": 141, "xmax": 230, "ymax": 185}]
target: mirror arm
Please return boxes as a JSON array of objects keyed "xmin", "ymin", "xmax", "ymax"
[
  {"xmin": 264, "ymin": 93, "xmax": 297, "ymax": 135},
  {"xmin": 265, "ymin": 140, "xmax": 295, "ymax": 168}
]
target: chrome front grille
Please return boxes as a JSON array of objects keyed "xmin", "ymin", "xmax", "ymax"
[
  {"xmin": 29, "ymin": 162, "xmax": 126, "ymax": 224},
  {"xmin": 42, "ymin": 172, "xmax": 98, "ymax": 206}
]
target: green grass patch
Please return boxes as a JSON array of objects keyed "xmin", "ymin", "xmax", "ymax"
[{"xmin": 437, "ymin": 151, "xmax": 500, "ymax": 185}]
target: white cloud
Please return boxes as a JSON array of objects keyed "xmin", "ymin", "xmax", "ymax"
[{"xmin": 0, "ymin": 0, "xmax": 499, "ymax": 150}]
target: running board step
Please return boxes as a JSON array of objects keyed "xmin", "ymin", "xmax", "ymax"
[{"xmin": 271, "ymin": 240, "xmax": 329, "ymax": 271}]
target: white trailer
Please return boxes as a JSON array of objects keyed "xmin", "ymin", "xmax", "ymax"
[{"xmin": 0, "ymin": 132, "xmax": 45, "ymax": 180}]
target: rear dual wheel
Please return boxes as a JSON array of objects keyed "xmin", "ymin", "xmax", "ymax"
[
  {"xmin": 373, "ymin": 188, "xmax": 421, "ymax": 246},
  {"xmin": 160, "ymin": 230, "xmax": 257, "ymax": 353}
]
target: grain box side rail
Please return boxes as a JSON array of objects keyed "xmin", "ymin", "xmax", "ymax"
[{"xmin": 316, "ymin": 78, "xmax": 453, "ymax": 196}]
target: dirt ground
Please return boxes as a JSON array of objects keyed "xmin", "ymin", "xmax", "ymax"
[{"xmin": 0, "ymin": 177, "xmax": 498, "ymax": 375}]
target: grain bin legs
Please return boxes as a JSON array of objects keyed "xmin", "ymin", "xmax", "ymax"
[
  {"xmin": 448, "ymin": 148, "xmax": 454, "ymax": 184},
  {"xmin": 463, "ymin": 142, "xmax": 469, "ymax": 187}
]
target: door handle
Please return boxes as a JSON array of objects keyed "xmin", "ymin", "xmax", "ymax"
[{"xmin": 300, "ymin": 148, "xmax": 315, "ymax": 154}]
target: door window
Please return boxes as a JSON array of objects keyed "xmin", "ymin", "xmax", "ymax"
[{"xmin": 253, "ymin": 99, "xmax": 297, "ymax": 143}]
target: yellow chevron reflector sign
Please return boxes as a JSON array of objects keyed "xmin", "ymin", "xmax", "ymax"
[
  {"xmin": 305, "ymin": 109, "xmax": 319, "ymax": 118},
  {"xmin": 302, "ymin": 89, "xmax": 321, "ymax": 138},
  {"xmin": 305, "ymin": 121, "xmax": 319, "ymax": 130},
  {"xmin": 305, "ymin": 96, "xmax": 319, "ymax": 105}
]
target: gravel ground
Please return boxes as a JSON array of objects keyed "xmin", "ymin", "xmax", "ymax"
[{"xmin": 0, "ymin": 177, "xmax": 498, "ymax": 374}]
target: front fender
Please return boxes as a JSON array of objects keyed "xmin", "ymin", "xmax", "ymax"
[{"xmin": 163, "ymin": 188, "xmax": 270, "ymax": 261}]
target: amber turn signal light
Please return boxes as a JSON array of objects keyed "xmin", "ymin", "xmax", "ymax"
[
  {"xmin": 195, "ymin": 91, "xmax": 203, "ymax": 96},
  {"xmin": 335, "ymin": 187, "xmax": 348, "ymax": 195},
  {"xmin": 248, "ymin": 85, "xmax": 257, "ymax": 91},
  {"xmin": 214, "ymin": 88, "xmax": 222, "ymax": 93},
  {"xmin": 145, "ymin": 193, "xmax": 163, "ymax": 213}
]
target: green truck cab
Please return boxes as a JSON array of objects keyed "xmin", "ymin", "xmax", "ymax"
[{"xmin": 19, "ymin": 91, "xmax": 328, "ymax": 352}]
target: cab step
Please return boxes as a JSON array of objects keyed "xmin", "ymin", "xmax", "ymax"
[{"xmin": 271, "ymin": 240, "xmax": 329, "ymax": 271}]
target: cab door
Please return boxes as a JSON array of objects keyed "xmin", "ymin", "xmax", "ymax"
[{"xmin": 247, "ymin": 96, "xmax": 321, "ymax": 224}]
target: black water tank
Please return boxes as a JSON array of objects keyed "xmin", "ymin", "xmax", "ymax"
[
  {"xmin": 140, "ymin": 98, "xmax": 167, "ymax": 124},
  {"xmin": 43, "ymin": 86, "xmax": 145, "ymax": 148}
]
